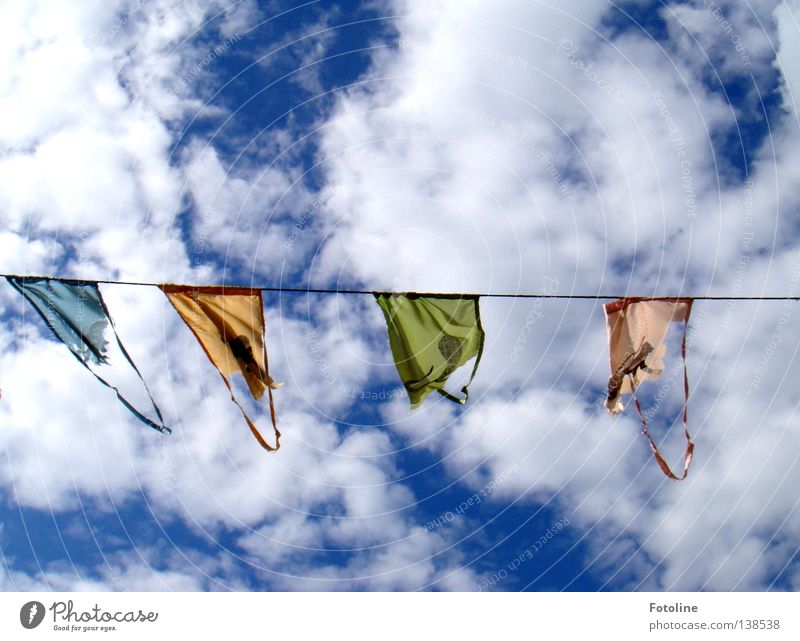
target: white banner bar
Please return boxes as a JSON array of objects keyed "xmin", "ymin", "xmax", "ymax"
[{"xmin": 0, "ymin": 592, "xmax": 797, "ymax": 639}]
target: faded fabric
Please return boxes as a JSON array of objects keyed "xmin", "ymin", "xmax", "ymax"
[
  {"xmin": 6, "ymin": 277, "xmax": 168, "ymax": 433},
  {"xmin": 374, "ymin": 293, "xmax": 484, "ymax": 408},
  {"xmin": 603, "ymin": 297, "xmax": 694, "ymax": 480},
  {"xmin": 161, "ymin": 285, "xmax": 280, "ymax": 452}
]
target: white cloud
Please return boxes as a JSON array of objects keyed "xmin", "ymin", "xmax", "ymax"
[
  {"xmin": 0, "ymin": 0, "xmax": 476, "ymax": 592},
  {"xmin": 4, "ymin": 0, "xmax": 800, "ymax": 592},
  {"xmin": 305, "ymin": 0, "xmax": 800, "ymax": 590}
]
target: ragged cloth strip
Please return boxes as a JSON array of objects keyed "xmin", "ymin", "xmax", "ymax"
[
  {"xmin": 374, "ymin": 293, "xmax": 484, "ymax": 409},
  {"xmin": 604, "ymin": 297, "xmax": 694, "ymax": 480},
  {"xmin": 6, "ymin": 277, "xmax": 169, "ymax": 433},
  {"xmin": 161, "ymin": 285, "xmax": 281, "ymax": 452}
]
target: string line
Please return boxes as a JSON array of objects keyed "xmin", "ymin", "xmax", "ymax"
[{"xmin": 1, "ymin": 274, "xmax": 798, "ymax": 301}]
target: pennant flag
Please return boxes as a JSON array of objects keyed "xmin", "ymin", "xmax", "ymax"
[
  {"xmin": 374, "ymin": 293, "xmax": 485, "ymax": 408},
  {"xmin": 6, "ymin": 277, "xmax": 169, "ymax": 433},
  {"xmin": 161, "ymin": 285, "xmax": 281, "ymax": 452},
  {"xmin": 604, "ymin": 297, "xmax": 694, "ymax": 480}
]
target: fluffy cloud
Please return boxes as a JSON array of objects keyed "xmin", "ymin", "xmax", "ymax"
[
  {"xmin": 308, "ymin": 0, "xmax": 800, "ymax": 590},
  {"xmin": 0, "ymin": 0, "xmax": 488, "ymax": 591},
  {"xmin": 3, "ymin": 0, "xmax": 800, "ymax": 592}
]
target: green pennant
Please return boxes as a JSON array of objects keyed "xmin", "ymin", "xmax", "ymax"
[{"xmin": 374, "ymin": 293, "xmax": 485, "ymax": 408}]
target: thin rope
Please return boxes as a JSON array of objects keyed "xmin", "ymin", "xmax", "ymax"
[{"xmin": 1, "ymin": 274, "xmax": 799, "ymax": 301}]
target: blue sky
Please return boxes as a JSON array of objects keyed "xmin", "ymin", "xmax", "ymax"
[{"xmin": 2, "ymin": 0, "xmax": 800, "ymax": 591}]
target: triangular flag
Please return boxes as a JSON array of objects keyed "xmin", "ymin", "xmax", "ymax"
[
  {"xmin": 604, "ymin": 297, "xmax": 694, "ymax": 480},
  {"xmin": 6, "ymin": 277, "xmax": 169, "ymax": 433},
  {"xmin": 374, "ymin": 293, "xmax": 485, "ymax": 408},
  {"xmin": 161, "ymin": 285, "xmax": 281, "ymax": 452}
]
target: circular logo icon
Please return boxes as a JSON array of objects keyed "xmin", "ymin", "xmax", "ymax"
[{"xmin": 20, "ymin": 601, "xmax": 46, "ymax": 629}]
